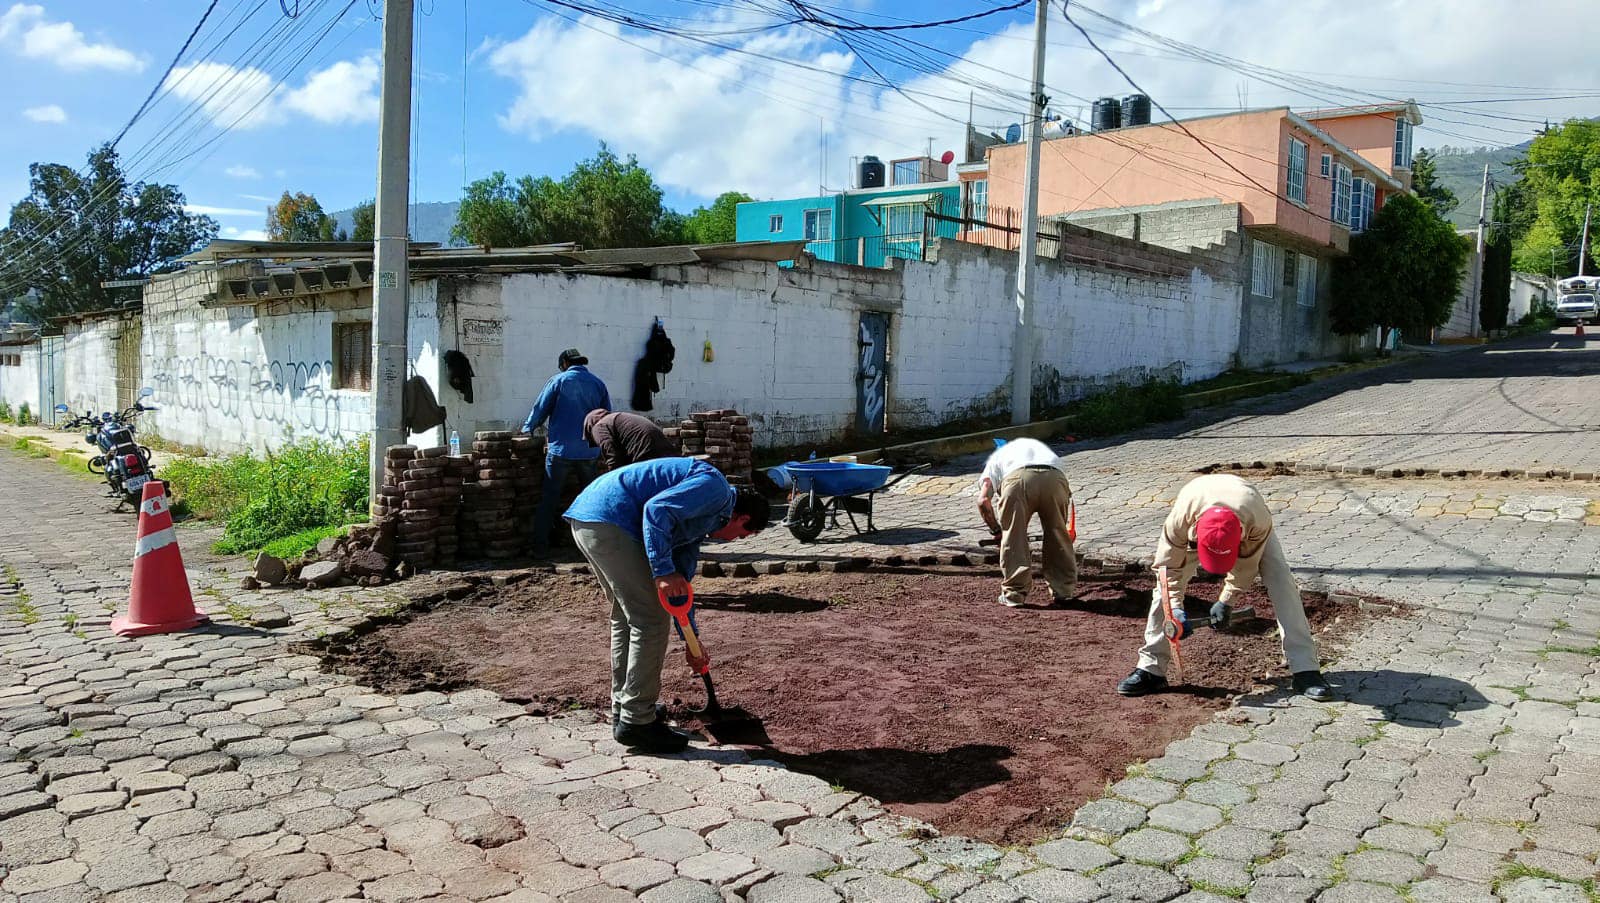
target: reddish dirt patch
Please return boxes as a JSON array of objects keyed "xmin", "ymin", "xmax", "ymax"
[{"xmin": 313, "ymin": 564, "xmax": 1394, "ymax": 843}]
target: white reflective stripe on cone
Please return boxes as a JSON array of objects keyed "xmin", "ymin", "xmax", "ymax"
[
  {"xmin": 135, "ymin": 527, "xmax": 178, "ymax": 558},
  {"xmin": 140, "ymin": 495, "xmax": 168, "ymax": 518}
]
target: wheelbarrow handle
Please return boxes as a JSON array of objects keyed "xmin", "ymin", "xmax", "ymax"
[{"xmin": 881, "ymin": 461, "xmax": 933, "ymax": 490}]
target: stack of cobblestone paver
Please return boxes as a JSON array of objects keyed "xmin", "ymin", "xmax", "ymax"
[
  {"xmin": 467, "ymin": 431, "xmax": 520, "ymax": 559},
  {"xmin": 434, "ymin": 452, "xmax": 472, "ymax": 566},
  {"xmin": 386, "ymin": 445, "xmax": 441, "ymax": 568},
  {"xmin": 680, "ymin": 409, "xmax": 754, "ymax": 485},
  {"xmin": 509, "ymin": 435, "xmax": 544, "ymax": 552}
]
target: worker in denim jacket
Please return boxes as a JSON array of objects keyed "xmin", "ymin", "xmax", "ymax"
[
  {"xmin": 522, "ymin": 348, "xmax": 611, "ymax": 556},
  {"xmin": 565, "ymin": 457, "xmax": 771, "ymax": 754}
]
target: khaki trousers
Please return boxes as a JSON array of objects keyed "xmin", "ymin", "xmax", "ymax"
[
  {"xmin": 1136, "ymin": 532, "xmax": 1319, "ymax": 676},
  {"xmin": 570, "ymin": 521, "xmax": 670, "ymax": 725},
  {"xmin": 997, "ymin": 466, "xmax": 1078, "ymax": 604}
]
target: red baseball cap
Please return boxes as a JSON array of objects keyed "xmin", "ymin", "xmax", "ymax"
[{"xmin": 1195, "ymin": 506, "xmax": 1242, "ymax": 573}]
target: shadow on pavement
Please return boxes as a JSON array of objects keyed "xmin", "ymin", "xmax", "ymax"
[
  {"xmin": 1242, "ymin": 668, "xmax": 1492, "ymax": 728},
  {"xmin": 774, "ymin": 743, "xmax": 1014, "ymax": 805}
]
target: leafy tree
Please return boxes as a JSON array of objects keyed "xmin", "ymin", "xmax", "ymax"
[
  {"xmin": 0, "ymin": 144, "xmax": 217, "ymax": 322},
  {"xmin": 654, "ymin": 210, "xmax": 687, "ymax": 246},
  {"xmin": 1492, "ymin": 177, "xmax": 1537, "ymax": 249},
  {"xmin": 1331, "ymin": 193, "xmax": 1470, "ymax": 350},
  {"xmin": 1410, "ymin": 148, "xmax": 1458, "ymax": 219},
  {"xmin": 682, "ymin": 191, "xmax": 753, "ymax": 244},
  {"xmin": 453, "ymin": 145, "xmax": 680, "ymax": 249},
  {"xmin": 349, "ymin": 199, "xmax": 375, "ymax": 242},
  {"xmin": 1511, "ymin": 119, "xmax": 1600, "ymax": 275},
  {"xmin": 1479, "ymin": 227, "xmax": 1513, "ymax": 333},
  {"xmin": 266, "ymin": 190, "xmax": 337, "ymax": 242}
]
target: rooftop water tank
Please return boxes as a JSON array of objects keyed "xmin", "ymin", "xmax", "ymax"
[
  {"xmin": 858, "ymin": 155, "xmax": 885, "ymax": 189},
  {"xmin": 1122, "ymin": 94, "xmax": 1151, "ymax": 127},
  {"xmin": 1091, "ymin": 97, "xmax": 1122, "ymax": 131}
]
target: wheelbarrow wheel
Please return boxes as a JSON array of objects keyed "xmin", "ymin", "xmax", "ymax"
[{"xmin": 787, "ymin": 497, "xmax": 827, "ymax": 542}]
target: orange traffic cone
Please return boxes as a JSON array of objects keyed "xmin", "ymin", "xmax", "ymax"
[
  {"xmin": 112, "ymin": 481, "xmax": 207, "ymax": 637},
  {"xmin": 1578, "ymin": 321, "xmax": 1586, "ymax": 338}
]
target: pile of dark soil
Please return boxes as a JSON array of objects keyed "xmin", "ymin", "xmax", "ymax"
[{"xmin": 313, "ymin": 563, "xmax": 1397, "ymax": 842}]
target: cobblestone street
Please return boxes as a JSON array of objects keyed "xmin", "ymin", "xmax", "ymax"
[{"xmin": 3, "ymin": 334, "xmax": 1600, "ymax": 902}]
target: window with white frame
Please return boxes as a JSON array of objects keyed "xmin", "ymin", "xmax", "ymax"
[
  {"xmin": 1287, "ymin": 138, "xmax": 1308, "ymax": 203},
  {"xmin": 1349, "ymin": 178, "xmax": 1374, "ymax": 232},
  {"xmin": 892, "ymin": 160, "xmax": 922, "ymax": 185},
  {"xmin": 803, "ymin": 208, "xmax": 833, "ymax": 242},
  {"xmin": 885, "ymin": 203, "xmax": 922, "ymax": 242},
  {"xmin": 1297, "ymin": 254, "xmax": 1317, "ymax": 307},
  {"xmin": 1393, "ymin": 118, "xmax": 1414, "ymax": 169},
  {"xmin": 967, "ymin": 179, "xmax": 988, "ymax": 232},
  {"xmin": 1331, "ymin": 163, "xmax": 1353, "ymax": 226},
  {"xmin": 1320, "ymin": 153, "xmax": 1331, "ymax": 178},
  {"xmin": 1252, "ymin": 239, "xmax": 1279, "ymax": 298},
  {"xmin": 768, "ymin": 214, "xmax": 783, "ymax": 233}
]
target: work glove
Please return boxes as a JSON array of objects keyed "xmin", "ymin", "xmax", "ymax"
[
  {"xmin": 1209, "ymin": 601, "xmax": 1231, "ymax": 629},
  {"xmin": 1167, "ymin": 607, "xmax": 1192, "ymax": 641}
]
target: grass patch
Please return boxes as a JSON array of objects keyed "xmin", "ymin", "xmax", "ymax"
[
  {"xmin": 1064, "ymin": 379, "xmax": 1185, "ymax": 437},
  {"xmin": 261, "ymin": 524, "xmax": 348, "ymax": 560},
  {"xmin": 161, "ymin": 438, "xmax": 369, "ymax": 555},
  {"xmin": 1491, "ymin": 861, "xmax": 1597, "ymax": 898},
  {"xmin": 10, "ymin": 589, "xmax": 39, "ymax": 625}
]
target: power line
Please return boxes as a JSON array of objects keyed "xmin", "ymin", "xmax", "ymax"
[
  {"xmin": 787, "ymin": 0, "xmax": 1029, "ymax": 32},
  {"xmin": 110, "ymin": 0, "xmax": 223, "ymax": 151}
]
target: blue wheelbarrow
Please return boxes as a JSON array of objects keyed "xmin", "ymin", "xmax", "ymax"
[{"xmin": 767, "ymin": 460, "xmax": 931, "ymax": 542}]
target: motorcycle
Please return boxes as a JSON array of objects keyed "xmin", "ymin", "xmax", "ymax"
[{"xmin": 57, "ymin": 387, "xmax": 160, "ymax": 508}]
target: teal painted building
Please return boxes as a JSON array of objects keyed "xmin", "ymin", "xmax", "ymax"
[{"xmin": 735, "ymin": 182, "xmax": 961, "ymax": 268}]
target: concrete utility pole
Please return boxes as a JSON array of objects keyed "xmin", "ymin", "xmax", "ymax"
[
  {"xmin": 1010, "ymin": 0, "xmax": 1048, "ymax": 426},
  {"xmin": 370, "ymin": 0, "xmax": 413, "ymax": 502},
  {"xmin": 1471, "ymin": 163, "xmax": 1489, "ymax": 336},
  {"xmin": 1581, "ymin": 203, "xmax": 1592, "ymax": 277}
]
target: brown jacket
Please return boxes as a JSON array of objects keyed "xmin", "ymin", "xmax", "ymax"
[{"xmin": 583, "ymin": 410, "xmax": 677, "ymax": 472}]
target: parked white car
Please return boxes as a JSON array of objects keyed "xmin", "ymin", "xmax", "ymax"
[{"xmin": 1556, "ymin": 276, "xmax": 1598, "ymax": 323}]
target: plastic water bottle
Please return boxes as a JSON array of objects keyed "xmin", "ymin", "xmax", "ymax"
[{"xmin": 449, "ymin": 430, "xmax": 461, "ymax": 457}]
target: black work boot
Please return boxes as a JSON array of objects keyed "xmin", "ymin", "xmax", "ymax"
[
  {"xmin": 614, "ymin": 718, "xmax": 693, "ymax": 754},
  {"xmin": 1117, "ymin": 668, "xmax": 1168, "ymax": 697},
  {"xmin": 1291, "ymin": 671, "xmax": 1333, "ymax": 701}
]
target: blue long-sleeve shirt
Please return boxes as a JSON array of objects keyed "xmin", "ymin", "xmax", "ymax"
[
  {"xmin": 564, "ymin": 457, "xmax": 735, "ymax": 579},
  {"xmin": 522, "ymin": 365, "xmax": 610, "ymax": 459}
]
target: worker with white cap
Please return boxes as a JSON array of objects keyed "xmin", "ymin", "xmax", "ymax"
[{"xmin": 1117, "ymin": 473, "xmax": 1330, "ymax": 700}]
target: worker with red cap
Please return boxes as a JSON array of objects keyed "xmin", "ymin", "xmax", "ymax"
[{"xmin": 1117, "ymin": 473, "xmax": 1330, "ymax": 700}]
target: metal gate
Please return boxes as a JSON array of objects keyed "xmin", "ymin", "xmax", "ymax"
[
  {"xmin": 115, "ymin": 317, "xmax": 141, "ymax": 410},
  {"xmin": 855, "ymin": 312, "xmax": 889, "ymax": 435},
  {"xmin": 39, "ymin": 335, "xmax": 63, "ymax": 425}
]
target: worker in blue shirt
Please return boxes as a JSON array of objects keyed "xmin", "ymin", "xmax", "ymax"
[
  {"xmin": 565, "ymin": 457, "xmax": 772, "ymax": 754},
  {"xmin": 522, "ymin": 348, "xmax": 611, "ymax": 556}
]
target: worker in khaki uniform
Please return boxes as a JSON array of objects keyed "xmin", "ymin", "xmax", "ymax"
[
  {"xmin": 976, "ymin": 438, "xmax": 1076, "ymax": 607},
  {"xmin": 1117, "ymin": 474, "xmax": 1331, "ymax": 700}
]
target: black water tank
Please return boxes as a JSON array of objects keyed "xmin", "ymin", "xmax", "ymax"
[
  {"xmin": 858, "ymin": 155, "xmax": 885, "ymax": 189},
  {"xmin": 1122, "ymin": 94, "xmax": 1151, "ymax": 127},
  {"xmin": 1091, "ymin": 97, "xmax": 1122, "ymax": 131}
]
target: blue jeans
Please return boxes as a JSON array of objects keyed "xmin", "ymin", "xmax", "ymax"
[{"xmin": 533, "ymin": 454, "xmax": 597, "ymax": 553}]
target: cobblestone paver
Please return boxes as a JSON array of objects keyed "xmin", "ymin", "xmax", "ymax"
[{"xmin": 3, "ymin": 336, "xmax": 1600, "ymax": 900}]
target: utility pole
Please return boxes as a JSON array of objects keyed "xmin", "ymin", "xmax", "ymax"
[
  {"xmin": 1471, "ymin": 163, "xmax": 1488, "ymax": 336},
  {"xmin": 1011, "ymin": 0, "xmax": 1047, "ymax": 426},
  {"xmin": 1580, "ymin": 203, "xmax": 1592, "ymax": 277},
  {"xmin": 371, "ymin": 0, "xmax": 413, "ymax": 502}
]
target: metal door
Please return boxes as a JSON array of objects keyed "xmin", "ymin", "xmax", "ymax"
[
  {"xmin": 40, "ymin": 335, "xmax": 63, "ymax": 425},
  {"xmin": 115, "ymin": 317, "xmax": 141, "ymax": 410},
  {"xmin": 855, "ymin": 312, "xmax": 889, "ymax": 435}
]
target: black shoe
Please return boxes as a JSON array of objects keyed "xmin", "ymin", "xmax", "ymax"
[
  {"xmin": 614, "ymin": 718, "xmax": 693, "ymax": 754},
  {"xmin": 1117, "ymin": 668, "xmax": 1168, "ymax": 697},
  {"xmin": 1292, "ymin": 671, "xmax": 1333, "ymax": 701}
]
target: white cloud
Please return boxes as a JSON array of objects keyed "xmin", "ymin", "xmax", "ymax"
[
  {"xmin": 186, "ymin": 204, "xmax": 261, "ymax": 218},
  {"xmin": 224, "ymin": 164, "xmax": 260, "ymax": 179},
  {"xmin": 239, "ymin": 193, "xmax": 277, "ymax": 202},
  {"xmin": 222, "ymin": 227, "xmax": 270, "ymax": 240},
  {"xmin": 485, "ymin": 4, "xmax": 1600, "ymax": 202},
  {"xmin": 163, "ymin": 54, "xmax": 379, "ymax": 131},
  {"xmin": 0, "ymin": 4, "xmax": 141, "ymax": 72},
  {"xmin": 22, "ymin": 103, "xmax": 64, "ymax": 123}
]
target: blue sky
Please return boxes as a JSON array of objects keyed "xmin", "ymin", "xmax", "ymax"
[{"xmin": 2, "ymin": 0, "xmax": 1597, "ymax": 242}]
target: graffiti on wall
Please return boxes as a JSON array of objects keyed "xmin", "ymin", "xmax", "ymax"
[{"xmin": 146, "ymin": 353, "xmax": 355, "ymax": 439}]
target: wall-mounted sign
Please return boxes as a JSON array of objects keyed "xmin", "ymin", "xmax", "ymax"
[{"xmin": 462, "ymin": 319, "xmax": 504, "ymax": 345}]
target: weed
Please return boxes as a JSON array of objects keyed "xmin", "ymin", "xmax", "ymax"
[
  {"xmin": 1490, "ymin": 861, "xmax": 1597, "ymax": 897},
  {"xmin": 0, "ymin": 401, "xmax": 10, "ymax": 422},
  {"xmin": 162, "ymin": 438, "xmax": 369, "ymax": 555},
  {"xmin": 16, "ymin": 402, "xmax": 31, "ymax": 426},
  {"xmin": 1187, "ymin": 876, "xmax": 1247, "ymax": 898},
  {"xmin": 10, "ymin": 591, "xmax": 39, "ymax": 625},
  {"xmin": 1554, "ymin": 619, "xmax": 1572, "ymax": 631},
  {"xmin": 261, "ymin": 524, "xmax": 348, "ymax": 560},
  {"xmin": 1066, "ymin": 379, "xmax": 1185, "ymax": 437},
  {"xmin": 1473, "ymin": 749, "xmax": 1498, "ymax": 762},
  {"xmin": 66, "ymin": 727, "xmax": 84, "ymax": 739},
  {"xmin": 61, "ymin": 613, "xmax": 77, "ymax": 629},
  {"xmin": 222, "ymin": 602, "xmax": 251, "ymax": 623}
]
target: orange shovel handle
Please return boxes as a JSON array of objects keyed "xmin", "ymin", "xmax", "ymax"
[{"xmin": 659, "ymin": 587, "xmax": 710, "ymax": 675}]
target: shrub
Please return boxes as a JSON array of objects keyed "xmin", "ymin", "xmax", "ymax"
[
  {"xmin": 0, "ymin": 402, "xmax": 12, "ymax": 423},
  {"xmin": 16, "ymin": 402, "xmax": 30, "ymax": 426},
  {"xmin": 1069, "ymin": 379, "xmax": 1183, "ymax": 437},
  {"xmin": 162, "ymin": 438, "xmax": 369, "ymax": 554}
]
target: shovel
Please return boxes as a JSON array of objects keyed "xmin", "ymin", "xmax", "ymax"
[{"xmin": 657, "ymin": 587, "xmax": 764, "ymax": 744}]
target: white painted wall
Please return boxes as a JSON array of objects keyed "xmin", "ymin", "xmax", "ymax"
[
  {"xmin": 140, "ymin": 268, "xmax": 374, "ymax": 454},
  {"xmin": 0, "ymin": 342, "xmax": 41, "ymax": 418},
  {"xmin": 1510, "ymin": 273, "xmax": 1551, "ymax": 324},
  {"xmin": 62, "ymin": 316, "xmax": 131, "ymax": 417}
]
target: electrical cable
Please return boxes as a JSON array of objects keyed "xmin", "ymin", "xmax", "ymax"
[{"xmin": 109, "ymin": 0, "xmax": 223, "ymax": 151}]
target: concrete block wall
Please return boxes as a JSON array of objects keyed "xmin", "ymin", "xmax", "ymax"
[
  {"xmin": 140, "ymin": 268, "xmax": 375, "ymax": 454},
  {"xmin": 61, "ymin": 314, "xmax": 136, "ymax": 418},
  {"xmin": 1058, "ymin": 201, "xmax": 1244, "ymax": 255}
]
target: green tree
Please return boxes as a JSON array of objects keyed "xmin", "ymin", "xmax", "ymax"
[
  {"xmin": 1492, "ymin": 177, "xmax": 1537, "ymax": 249},
  {"xmin": 266, "ymin": 191, "xmax": 336, "ymax": 242},
  {"xmin": 1410, "ymin": 148, "xmax": 1458, "ymax": 219},
  {"xmin": 1331, "ymin": 193, "xmax": 1470, "ymax": 350},
  {"xmin": 349, "ymin": 199, "xmax": 376, "ymax": 242},
  {"xmin": 682, "ymin": 191, "xmax": 753, "ymax": 244},
  {"xmin": 1480, "ymin": 227, "xmax": 1513, "ymax": 333},
  {"xmin": 1511, "ymin": 120, "xmax": 1600, "ymax": 276},
  {"xmin": 453, "ymin": 145, "xmax": 680, "ymax": 249},
  {"xmin": 0, "ymin": 144, "xmax": 217, "ymax": 322}
]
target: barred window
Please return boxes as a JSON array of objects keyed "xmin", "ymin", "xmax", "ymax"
[{"xmin": 333, "ymin": 322, "xmax": 372, "ymax": 391}]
